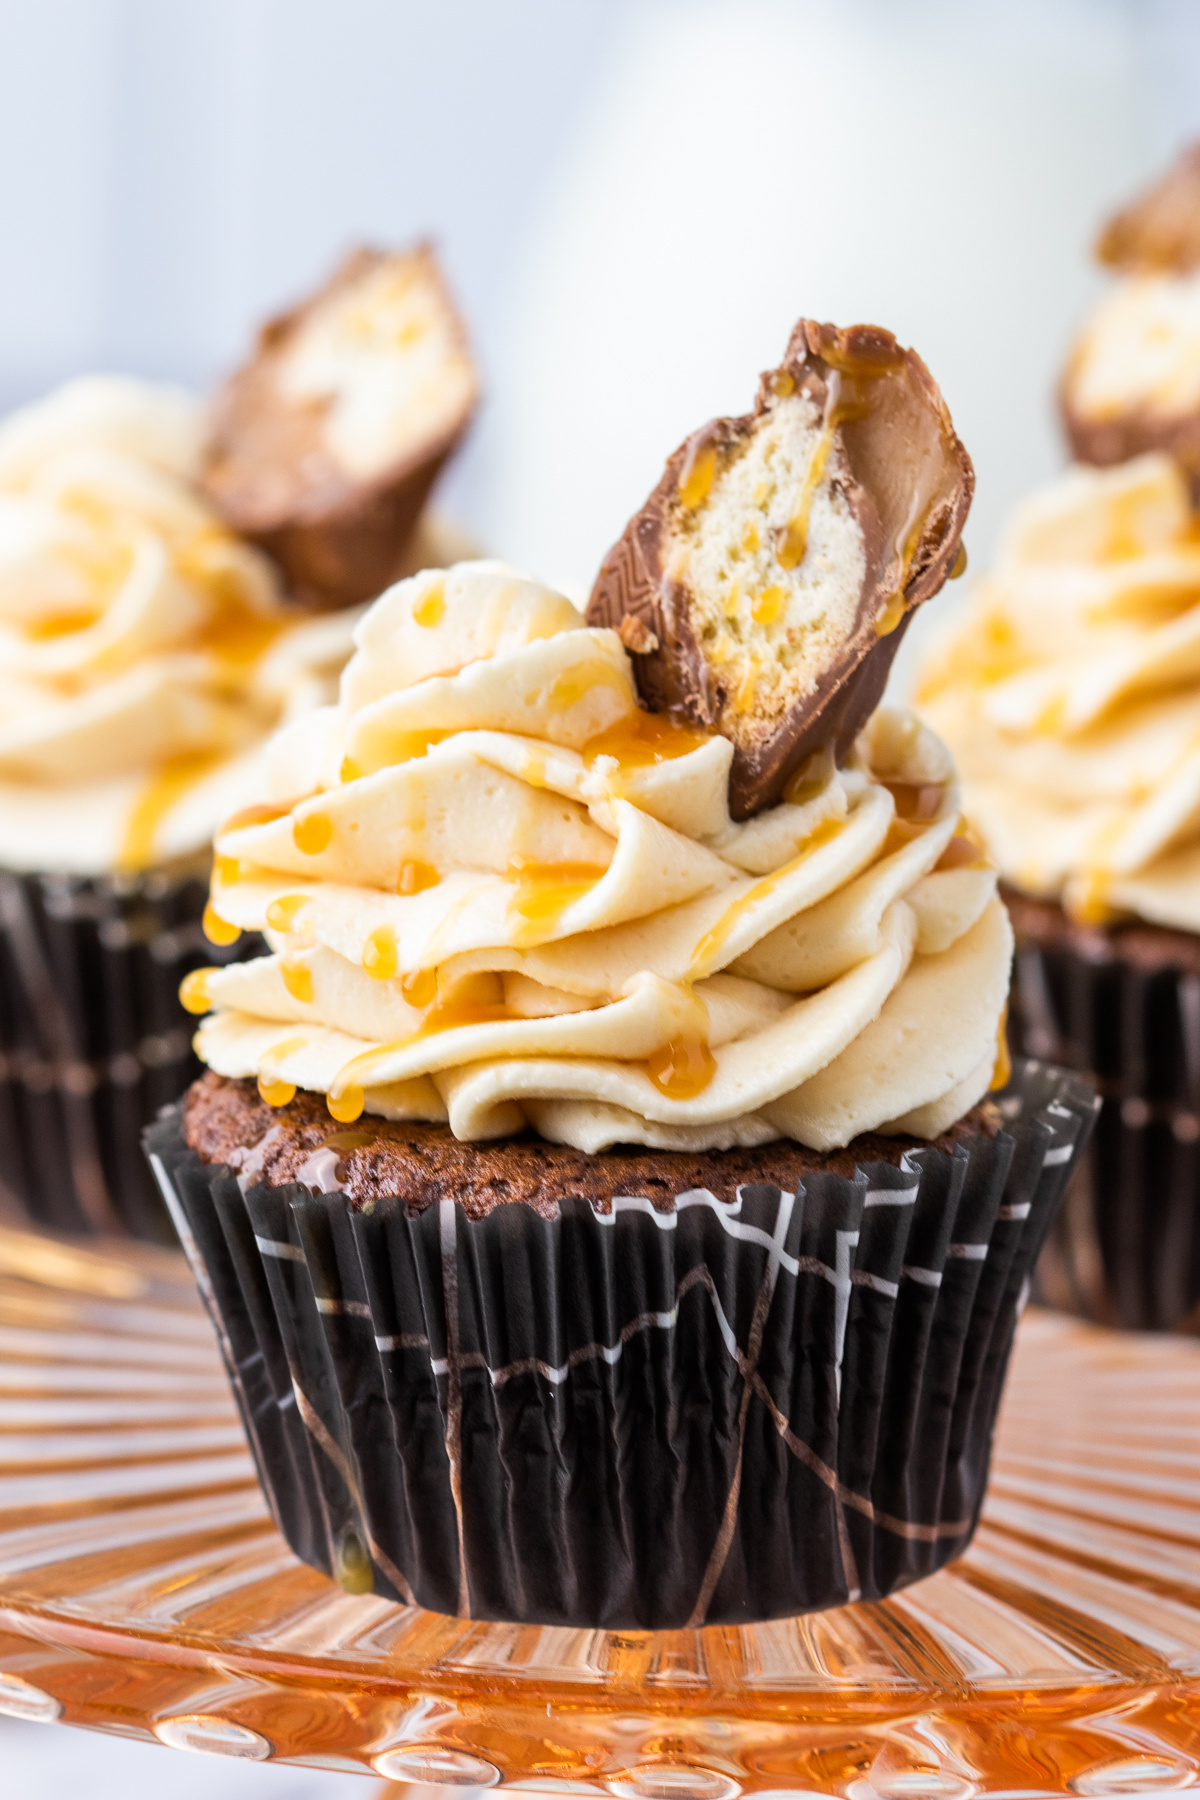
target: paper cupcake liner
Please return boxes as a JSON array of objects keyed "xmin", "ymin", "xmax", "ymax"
[
  {"xmin": 145, "ymin": 1058, "xmax": 1096, "ymax": 1629},
  {"xmin": 0, "ymin": 864, "xmax": 257, "ymax": 1242},
  {"xmin": 1010, "ymin": 912, "xmax": 1200, "ymax": 1330}
]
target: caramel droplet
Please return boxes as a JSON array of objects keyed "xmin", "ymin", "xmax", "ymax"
[
  {"xmin": 202, "ymin": 902, "xmax": 240, "ymax": 947},
  {"xmin": 412, "ymin": 582, "xmax": 446, "ymax": 627},
  {"xmin": 990, "ymin": 1004, "xmax": 1011, "ymax": 1092},
  {"xmin": 293, "ymin": 812, "xmax": 332, "ymax": 855},
  {"xmin": 179, "ymin": 968, "xmax": 217, "ymax": 1014},
  {"xmin": 646, "ymin": 1031, "xmax": 717, "ymax": 1100},
  {"xmin": 398, "ymin": 860, "xmax": 439, "ymax": 896},
  {"xmin": 875, "ymin": 593, "xmax": 906, "ymax": 637},
  {"xmin": 950, "ymin": 543, "xmax": 969, "ymax": 580},
  {"xmin": 265, "ymin": 894, "xmax": 310, "ymax": 933},
  {"xmin": 221, "ymin": 801, "xmax": 290, "ymax": 833},
  {"xmin": 327, "ymin": 1085, "xmax": 365, "ymax": 1124},
  {"xmin": 401, "ymin": 966, "xmax": 438, "ymax": 1009},
  {"xmin": 363, "ymin": 926, "xmax": 399, "ymax": 981},
  {"xmin": 777, "ymin": 427, "xmax": 833, "ymax": 571},
  {"xmin": 678, "ymin": 437, "xmax": 717, "ymax": 510},
  {"xmin": 258, "ymin": 1074, "xmax": 296, "ymax": 1108},
  {"xmin": 751, "ymin": 585, "xmax": 785, "ymax": 626},
  {"xmin": 281, "ymin": 958, "xmax": 314, "ymax": 1003}
]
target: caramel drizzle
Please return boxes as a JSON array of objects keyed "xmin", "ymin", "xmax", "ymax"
[{"xmin": 118, "ymin": 751, "xmax": 221, "ymax": 872}]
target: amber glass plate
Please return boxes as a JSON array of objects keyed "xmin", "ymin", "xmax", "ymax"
[{"xmin": 0, "ymin": 1225, "xmax": 1199, "ymax": 1798}]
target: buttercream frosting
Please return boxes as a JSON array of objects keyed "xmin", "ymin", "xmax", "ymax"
[
  {"xmin": 0, "ymin": 377, "xmax": 359, "ymax": 873},
  {"xmin": 189, "ymin": 560, "xmax": 1011, "ymax": 1153},
  {"xmin": 917, "ymin": 453, "xmax": 1200, "ymax": 932}
]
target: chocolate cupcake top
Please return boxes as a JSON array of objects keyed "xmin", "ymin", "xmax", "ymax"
[
  {"xmin": 187, "ymin": 554, "xmax": 1010, "ymax": 1155},
  {"xmin": 0, "ymin": 376, "xmax": 359, "ymax": 875},
  {"xmin": 917, "ymin": 453, "xmax": 1200, "ymax": 932}
]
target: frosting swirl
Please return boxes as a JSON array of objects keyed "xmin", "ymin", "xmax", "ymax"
[
  {"xmin": 917, "ymin": 453, "xmax": 1200, "ymax": 931},
  {"xmin": 190, "ymin": 561, "xmax": 1010, "ymax": 1153},
  {"xmin": 0, "ymin": 377, "xmax": 358, "ymax": 874}
]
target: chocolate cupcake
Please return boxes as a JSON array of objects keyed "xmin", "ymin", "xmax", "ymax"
[
  {"xmin": 0, "ymin": 375, "xmax": 359, "ymax": 1238},
  {"xmin": 150, "ymin": 326, "xmax": 1094, "ymax": 1624},
  {"xmin": 918, "ymin": 453, "xmax": 1200, "ymax": 1329}
]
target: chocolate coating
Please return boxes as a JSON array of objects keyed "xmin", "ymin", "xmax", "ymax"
[
  {"xmin": 587, "ymin": 319, "xmax": 973, "ymax": 818},
  {"xmin": 1096, "ymin": 141, "xmax": 1200, "ymax": 274},
  {"xmin": 183, "ymin": 1071, "xmax": 999, "ymax": 1217},
  {"xmin": 202, "ymin": 244, "xmax": 478, "ymax": 609}
]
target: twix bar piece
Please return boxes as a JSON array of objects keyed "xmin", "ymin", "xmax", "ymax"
[{"xmin": 587, "ymin": 319, "xmax": 973, "ymax": 818}]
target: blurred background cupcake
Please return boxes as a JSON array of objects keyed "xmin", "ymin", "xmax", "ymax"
[
  {"xmin": 0, "ymin": 246, "xmax": 478, "ymax": 1241},
  {"xmin": 917, "ymin": 145, "xmax": 1200, "ymax": 1330}
]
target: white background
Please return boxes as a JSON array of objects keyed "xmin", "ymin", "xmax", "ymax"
[{"xmin": 2, "ymin": 1, "xmax": 1200, "ymax": 1793}]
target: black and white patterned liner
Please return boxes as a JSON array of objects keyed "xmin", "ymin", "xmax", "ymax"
[
  {"xmin": 147, "ymin": 1058, "xmax": 1097, "ymax": 1630},
  {"xmin": 0, "ymin": 865, "xmax": 256, "ymax": 1241},
  {"xmin": 1013, "ymin": 927, "xmax": 1200, "ymax": 1330}
]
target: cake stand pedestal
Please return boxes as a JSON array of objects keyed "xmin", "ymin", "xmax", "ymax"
[{"xmin": 0, "ymin": 1223, "xmax": 1198, "ymax": 1798}]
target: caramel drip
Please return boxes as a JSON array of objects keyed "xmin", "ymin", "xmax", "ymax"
[
  {"xmin": 363, "ymin": 926, "xmax": 399, "ymax": 981},
  {"xmin": 179, "ymin": 968, "xmax": 217, "ymax": 1014},
  {"xmin": 363, "ymin": 727, "xmax": 449, "ymax": 770},
  {"xmin": 215, "ymin": 853, "xmax": 257, "ymax": 886},
  {"xmin": 202, "ymin": 902, "xmax": 240, "ymax": 947},
  {"xmin": 506, "ymin": 860, "xmax": 607, "ymax": 948},
  {"xmin": 777, "ymin": 423, "xmax": 834, "ymax": 572},
  {"xmin": 327, "ymin": 986, "xmax": 518, "ymax": 1111},
  {"xmin": 990, "ymin": 1004, "xmax": 1011, "ymax": 1092},
  {"xmin": 222, "ymin": 801, "xmax": 292, "ymax": 834},
  {"xmin": 118, "ymin": 751, "xmax": 220, "ymax": 872},
  {"xmin": 412, "ymin": 582, "xmax": 446, "ymax": 627},
  {"xmin": 550, "ymin": 662, "xmax": 634, "ymax": 712},
  {"xmin": 645, "ymin": 986, "xmax": 716, "ymax": 1100},
  {"xmin": 950, "ymin": 544, "xmax": 969, "ymax": 580},
  {"xmin": 265, "ymin": 894, "xmax": 311, "ymax": 933},
  {"xmin": 678, "ymin": 435, "xmax": 718, "ymax": 510},
  {"xmin": 751, "ymin": 585, "xmax": 785, "ymax": 626},
  {"xmin": 258, "ymin": 1075, "xmax": 296, "ymax": 1108},
  {"xmin": 583, "ymin": 711, "xmax": 711, "ymax": 772},
  {"xmin": 281, "ymin": 958, "xmax": 314, "ymax": 1003},
  {"xmin": 293, "ymin": 811, "xmax": 332, "ymax": 855},
  {"xmin": 327, "ymin": 1087, "xmax": 366, "ymax": 1124},
  {"xmin": 24, "ymin": 607, "xmax": 101, "ymax": 641},
  {"xmin": 874, "ymin": 594, "xmax": 907, "ymax": 638},
  {"xmin": 398, "ymin": 860, "xmax": 440, "ymax": 896},
  {"xmin": 688, "ymin": 816, "xmax": 845, "ymax": 981},
  {"xmin": 401, "ymin": 967, "xmax": 439, "ymax": 1009},
  {"xmin": 257, "ymin": 1033, "xmax": 309, "ymax": 1110}
]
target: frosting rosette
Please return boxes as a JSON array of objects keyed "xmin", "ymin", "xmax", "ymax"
[
  {"xmin": 917, "ymin": 453, "xmax": 1200, "ymax": 931},
  {"xmin": 189, "ymin": 560, "xmax": 1011, "ymax": 1153},
  {"xmin": 0, "ymin": 376, "xmax": 359, "ymax": 874}
]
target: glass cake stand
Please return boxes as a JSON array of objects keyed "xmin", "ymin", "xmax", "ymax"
[{"xmin": 0, "ymin": 1223, "xmax": 1199, "ymax": 1799}]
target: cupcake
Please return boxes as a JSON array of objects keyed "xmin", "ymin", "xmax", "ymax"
[
  {"xmin": 0, "ymin": 374, "xmax": 361, "ymax": 1239},
  {"xmin": 0, "ymin": 244, "xmax": 480, "ymax": 1242},
  {"xmin": 917, "ymin": 452, "xmax": 1200, "ymax": 1329},
  {"xmin": 1061, "ymin": 142, "xmax": 1200, "ymax": 481},
  {"xmin": 149, "ymin": 319, "xmax": 1095, "ymax": 1627}
]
